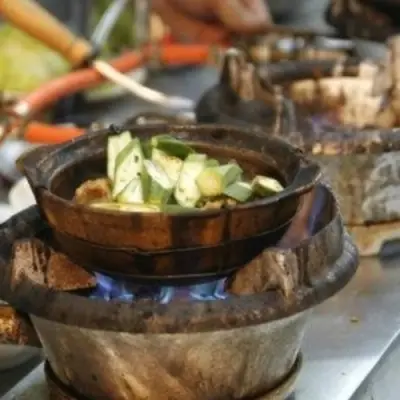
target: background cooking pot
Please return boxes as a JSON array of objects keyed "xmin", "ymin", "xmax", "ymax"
[{"xmin": 195, "ymin": 53, "xmax": 400, "ymax": 255}]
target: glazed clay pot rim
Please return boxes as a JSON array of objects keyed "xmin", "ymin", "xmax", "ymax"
[
  {"xmin": 0, "ymin": 186, "xmax": 358, "ymax": 334},
  {"xmin": 25, "ymin": 123, "xmax": 320, "ymax": 218},
  {"xmin": 259, "ymin": 59, "xmax": 400, "ymax": 155}
]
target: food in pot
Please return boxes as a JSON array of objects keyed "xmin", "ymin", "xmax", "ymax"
[{"xmin": 74, "ymin": 132, "xmax": 284, "ymax": 213}]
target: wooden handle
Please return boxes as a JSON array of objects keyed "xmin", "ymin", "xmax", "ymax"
[{"xmin": 0, "ymin": 0, "xmax": 93, "ymax": 67}]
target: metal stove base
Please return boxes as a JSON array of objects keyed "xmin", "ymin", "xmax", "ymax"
[
  {"xmin": 4, "ymin": 257, "xmax": 400, "ymax": 400},
  {"xmin": 44, "ymin": 355, "xmax": 302, "ymax": 400}
]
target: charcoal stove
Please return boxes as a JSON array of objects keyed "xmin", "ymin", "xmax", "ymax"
[
  {"xmin": 195, "ymin": 47, "xmax": 400, "ymax": 256},
  {"xmin": 0, "ymin": 181, "xmax": 358, "ymax": 400}
]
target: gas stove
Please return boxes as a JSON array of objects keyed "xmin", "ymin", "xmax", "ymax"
[{"xmin": 0, "ymin": 181, "xmax": 357, "ymax": 400}]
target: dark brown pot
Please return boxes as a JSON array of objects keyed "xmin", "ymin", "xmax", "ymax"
[
  {"xmin": 51, "ymin": 222, "xmax": 289, "ymax": 284},
  {"xmin": 18, "ymin": 124, "xmax": 320, "ymax": 279}
]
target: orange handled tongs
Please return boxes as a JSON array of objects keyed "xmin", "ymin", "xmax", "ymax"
[{"xmin": 0, "ymin": 0, "xmax": 344, "ymax": 145}]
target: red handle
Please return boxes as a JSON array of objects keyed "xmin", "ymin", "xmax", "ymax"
[
  {"xmin": 8, "ymin": 43, "xmax": 218, "ymax": 144},
  {"xmin": 23, "ymin": 122, "xmax": 84, "ymax": 144},
  {"xmin": 12, "ymin": 44, "xmax": 211, "ymax": 120}
]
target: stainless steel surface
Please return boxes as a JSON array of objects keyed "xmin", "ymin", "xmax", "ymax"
[
  {"xmin": 3, "ymin": 256, "xmax": 400, "ymax": 400},
  {"xmin": 0, "ymin": 346, "xmax": 39, "ymax": 373},
  {"xmin": 0, "ymin": 355, "xmax": 42, "ymax": 398}
]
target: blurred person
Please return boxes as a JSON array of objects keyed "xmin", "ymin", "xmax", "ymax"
[{"xmin": 152, "ymin": 0, "xmax": 272, "ymax": 42}]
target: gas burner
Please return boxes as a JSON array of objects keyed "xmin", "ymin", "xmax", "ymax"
[
  {"xmin": 0, "ymin": 184, "xmax": 358, "ymax": 400},
  {"xmin": 90, "ymin": 272, "xmax": 227, "ymax": 303}
]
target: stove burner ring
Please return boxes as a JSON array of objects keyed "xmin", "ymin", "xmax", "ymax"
[{"xmin": 45, "ymin": 354, "xmax": 303, "ymax": 400}]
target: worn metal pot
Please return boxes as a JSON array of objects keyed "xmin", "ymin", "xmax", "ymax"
[{"xmin": 0, "ymin": 184, "xmax": 358, "ymax": 399}]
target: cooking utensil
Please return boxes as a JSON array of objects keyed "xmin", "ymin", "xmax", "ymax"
[
  {"xmin": 90, "ymin": 0, "xmax": 130, "ymax": 51},
  {"xmin": 17, "ymin": 124, "xmax": 320, "ymax": 280},
  {"xmin": 0, "ymin": 43, "xmax": 210, "ymax": 144},
  {"xmin": 0, "ymin": 0, "xmax": 193, "ymax": 111}
]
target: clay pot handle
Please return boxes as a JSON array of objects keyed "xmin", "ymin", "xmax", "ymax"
[{"xmin": 0, "ymin": 0, "xmax": 93, "ymax": 67}]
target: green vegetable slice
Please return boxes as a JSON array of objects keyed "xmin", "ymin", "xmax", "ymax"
[
  {"xmin": 196, "ymin": 163, "xmax": 243, "ymax": 197},
  {"xmin": 151, "ymin": 135, "xmax": 194, "ymax": 159},
  {"xmin": 151, "ymin": 148, "xmax": 183, "ymax": 185},
  {"xmin": 175, "ymin": 154, "xmax": 207, "ymax": 207},
  {"xmin": 205, "ymin": 158, "xmax": 220, "ymax": 168},
  {"xmin": 112, "ymin": 138, "xmax": 148, "ymax": 200},
  {"xmin": 223, "ymin": 181, "xmax": 253, "ymax": 202},
  {"xmin": 251, "ymin": 175, "xmax": 284, "ymax": 196},
  {"xmin": 107, "ymin": 131, "xmax": 131, "ymax": 180},
  {"xmin": 144, "ymin": 160, "xmax": 174, "ymax": 205}
]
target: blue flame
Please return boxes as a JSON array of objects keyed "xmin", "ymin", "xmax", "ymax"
[{"xmin": 90, "ymin": 273, "xmax": 228, "ymax": 304}]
